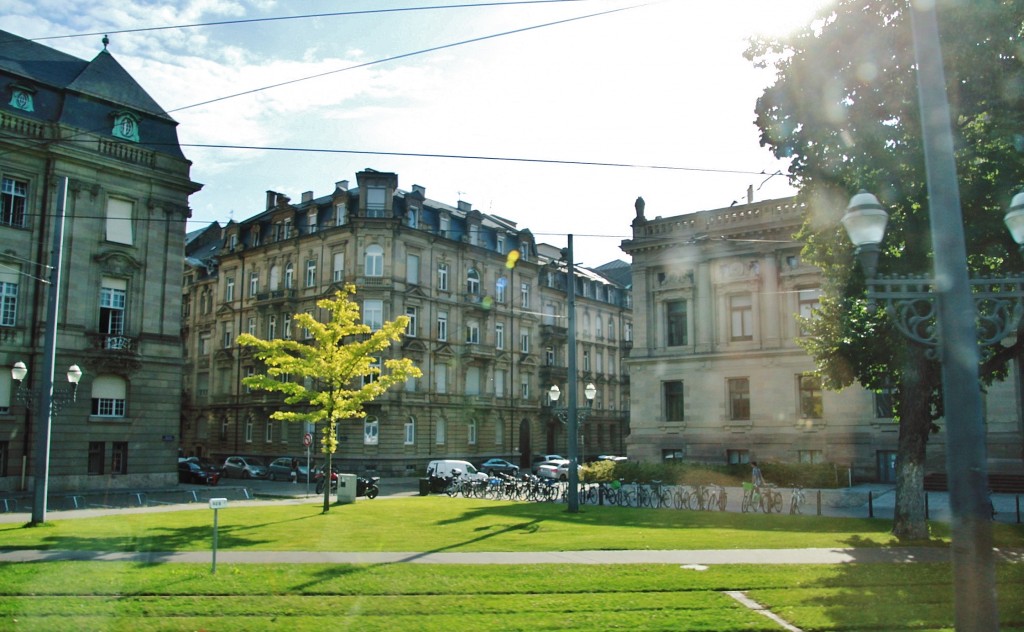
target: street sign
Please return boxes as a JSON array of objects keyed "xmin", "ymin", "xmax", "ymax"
[
  {"xmin": 303, "ymin": 433, "xmax": 312, "ymax": 447},
  {"xmin": 209, "ymin": 498, "xmax": 228, "ymax": 510}
]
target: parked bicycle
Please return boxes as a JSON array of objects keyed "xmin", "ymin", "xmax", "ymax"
[
  {"xmin": 759, "ymin": 483, "xmax": 783, "ymax": 513},
  {"xmin": 705, "ymin": 483, "xmax": 728, "ymax": 512}
]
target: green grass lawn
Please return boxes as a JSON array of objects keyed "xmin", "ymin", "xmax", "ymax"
[
  {"xmin": 2, "ymin": 497, "xmax": 1023, "ymax": 630},
  {"xmin": 5, "ymin": 496, "xmax": 1024, "ymax": 552}
]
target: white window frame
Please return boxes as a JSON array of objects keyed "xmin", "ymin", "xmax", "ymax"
[
  {"xmin": 363, "ymin": 299, "xmax": 384, "ymax": 331},
  {"xmin": 363, "ymin": 416, "xmax": 379, "ymax": 445},
  {"xmin": 404, "ymin": 416, "xmax": 416, "ymax": 445},
  {"xmin": 333, "ymin": 252, "xmax": 345, "ymax": 283},
  {"xmin": 365, "ymin": 245, "xmax": 384, "ymax": 277},
  {"xmin": 437, "ymin": 311, "xmax": 448, "ymax": 341},
  {"xmin": 305, "ymin": 259, "xmax": 317, "ymax": 287},
  {"xmin": 438, "ymin": 263, "xmax": 449, "ymax": 291}
]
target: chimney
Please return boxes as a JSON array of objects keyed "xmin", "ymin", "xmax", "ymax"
[
  {"xmin": 412, "ymin": 184, "xmax": 426, "ymax": 197},
  {"xmin": 747, "ymin": 185, "xmax": 754, "ymax": 204},
  {"xmin": 301, "ymin": 191, "xmax": 313, "ymax": 203},
  {"xmin": 458, "ymin": 200, "xmax": 472, "ymax": 212},
  {"xmin": 336, "ymin": 180, "xmax": 349, "ymax": 191}
]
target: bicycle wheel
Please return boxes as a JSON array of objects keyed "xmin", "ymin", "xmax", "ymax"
[
  {"xmin": 771, "ymin": 490, "xmax": 783, "ymax": 513},
  {"xmin": 717, "ymin": 489, "xmax": 728, "ymax": 511},
  {"xmin": 672, "ymin": 489, "xmax": 685, "ymax": 510}
]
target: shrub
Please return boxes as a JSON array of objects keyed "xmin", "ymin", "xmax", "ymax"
[{"xmin": 589, "ymin": 460, "xmax": 844, "ymax": 488}]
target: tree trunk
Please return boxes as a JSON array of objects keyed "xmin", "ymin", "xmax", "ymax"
[
  {"xmin": 892, "ymin": 347, "xmax": 935, "ymax": 541},
  {"xmin": 322, "ymin": 427, "xmax": 333, "ymax": 514}
]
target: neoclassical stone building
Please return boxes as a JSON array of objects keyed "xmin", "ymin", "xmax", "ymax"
[
  {"xmin": 622, "ymin": 196, "xmax": 1022, "ymax": 482},
  {"xmin": 181, "ymin": 169, "xmax": 631, "ymax": 474},
  {"xmin": 0, "ymin": 31, "xmax": 201, "ymax": 493}
]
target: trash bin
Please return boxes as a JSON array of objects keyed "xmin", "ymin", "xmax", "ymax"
[
  {"xmin": 419, "ymin": 478, "xmax": 431, "ymax": 496},
  {"xmin": 336, "ymin": 473, "xmax": 357, "ymax": 504}
]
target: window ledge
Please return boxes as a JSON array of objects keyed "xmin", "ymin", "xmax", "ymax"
[{"xmin": 89, "ymin": 415, "xmax": 130, "ymax": 423}]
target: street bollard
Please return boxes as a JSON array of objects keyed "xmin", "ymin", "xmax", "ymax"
[
  {"xmin": 925, "ymin": 493, "xmax": 930, "ymax": 520},
  {"xmin": 868, "ymin": 490, "xmax": 874, "ymax": 518},
  {"xmin": 816, "ymin": 490, "xmax": 822, "ymax": 516}
]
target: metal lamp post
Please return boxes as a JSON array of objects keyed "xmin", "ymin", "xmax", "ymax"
[
  {"xmin": 836, "ymin": 3, "xmax": 1023, "ymax": 627},
  {"xmin": 841, "ymin": 188, "xmax": 1024, "ymax": 631},
  {"xmin": 11, "ymin": 361, "xmax": 83, "ymax": 525},
  {"xmin": 548, "ymin": 381, "xmax": 596, "ymax": 512}
]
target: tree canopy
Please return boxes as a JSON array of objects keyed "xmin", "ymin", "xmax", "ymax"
[
  {"xmin": 747, "ymin": 0, "xmax": 1024, "ymax": 538},
  {"xmin": 236, "ymin": 286, "xmax": 422, "ymax": 510}
]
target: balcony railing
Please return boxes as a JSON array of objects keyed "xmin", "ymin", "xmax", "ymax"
[{"xmin": 89, "ymin": 333, "xmax": 139, "ymax": 354}]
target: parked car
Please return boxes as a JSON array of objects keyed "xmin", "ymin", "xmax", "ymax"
[
  {"xmin": 222, "ymin": 456, "xmax": 268, "ymax": 479},
  {"xmin": 596, "ymin": 455, "xmax": 628, "ymax": 463},
  {"xmin": 183, "ymin": 456, "xmax": 225, "ymax": 475},
  {"xmin": 178, "ymin": 460, "xmax": 220, "ymax": 485},
  {"xmin": 555, "ymin": 462, "xmax": 583, "ymax": 481},
  {"xmin": 535, "ymin": 463, "xmax": 561, "ymax": 480},
  {"xmin": 479, "ymin": 458, "xmax": 519, "ymax": 476},
  {"xmin": 426, "ymin": 459, "xmax": 487, "ymax": 481},
  {"xmin": 267, "ymin": 457, "xmax": 313, "ymax": 482},
  {"xmin": 531, "ymin": 454, "xmax": 566, "ymax": 473}
]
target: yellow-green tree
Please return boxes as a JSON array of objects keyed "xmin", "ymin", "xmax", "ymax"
[{"xmin": 237, "ymin": 286, "xmax": 421, "ymax": 512}]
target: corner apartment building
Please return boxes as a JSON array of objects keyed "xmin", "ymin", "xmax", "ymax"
[
  {"xmin": 0, "ymin": 32, "xmax": 201, "ymax": 493},
  {"xmin": 622, "ymin": 196, "xmax": 1022, "ymax": 482},
  {"xmin": 181, "ymin": 169, "xmax": 631, "ymax": 475}
]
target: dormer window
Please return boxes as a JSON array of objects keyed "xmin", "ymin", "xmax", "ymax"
[
  {"xmin": 111, "ymin": 111, "xmax": 140, "ymax": 142},
  {"xmin": 8, "ymin": 85, "xmax": 35, "ymax": 112},
  {"xmin": 308, "ymin": 212, "xmax": 318, "ymax": 234},
  {"xmin": 366, "ymin": 187, "xmax": 386, "ymax": 217}
]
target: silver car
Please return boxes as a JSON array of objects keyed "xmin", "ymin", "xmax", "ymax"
[{"xmin": 223, "ymin": 456, "xmax": 268, "ymax": 479}]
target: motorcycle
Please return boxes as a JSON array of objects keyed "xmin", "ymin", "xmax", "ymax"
[{"xmin": 314, "ymin": 470, "xmax": 380, "ymax": 499}]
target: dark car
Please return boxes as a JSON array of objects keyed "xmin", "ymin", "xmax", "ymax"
[
  {"xmin": 184, "ymin": 456, "xmax": 225, "ymax": 475},
  {"xmin": 480, "ymin": 458, "xmax": 520, "ymax": 476},
  {"xmin": 178, "ymin": 460, "xmax": 220, "ymax": 485}
]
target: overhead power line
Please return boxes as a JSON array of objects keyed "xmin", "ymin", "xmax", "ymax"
[
  {"xmin": 20, "ymin": 1, "xmax": 605, "ymax": 43},
  {"xmin": 169, "ymin": 2, "xmax": 655, "ymax": 113},
  {"xmin": 178, "ymin": 142, "xmax": 773, "ymax": 177}
]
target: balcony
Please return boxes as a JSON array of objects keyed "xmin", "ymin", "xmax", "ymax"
[
  {"xmin": 88, "ymin": 333, "xmax": 142, "ymax": 372},
  {"xmin": 462, "ymin": 343, "xmax": 495, "ymax": 361},
  {"xmin": 539, "ymin": 363, "xmax": 568, "ymax": 384},
  {"xmin": 540, "ymin": 324, "xmax": 568, "ymax": 343},
  {"xmin": 356, "ymin": 276, "xmax": 391, "ymax": 288},
  {"xmin": 254, "ymin": 289, "xmax": 297, "ymax": 305},
  {"xmin": 463, "ymin": 293, "xmax": 490, "ymax": 312}
]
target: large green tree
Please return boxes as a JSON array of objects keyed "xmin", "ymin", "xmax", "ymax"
[
  {"xmin": 747, "ymin": 0, "xmax": 1024, "ymax": 539},
  {"xmin": 237, "ymin": 286, "xmax": 422, "ymax": 512}
]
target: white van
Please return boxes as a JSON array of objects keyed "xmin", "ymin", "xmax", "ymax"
[{"xmin": 426, "ymin": 459, "xmax": 486, "ymax": 480}]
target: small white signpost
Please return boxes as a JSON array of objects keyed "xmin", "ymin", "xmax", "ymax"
[{"xmin": 209, "ymin": 498, "xmax": 228, "ymax": 574}]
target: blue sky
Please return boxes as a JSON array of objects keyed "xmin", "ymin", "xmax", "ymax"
[{"xmin": 3, "ymin": 0, "xmax": 827, "ymax": 265}]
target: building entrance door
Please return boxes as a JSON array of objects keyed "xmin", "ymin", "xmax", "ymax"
[{"xmin": 876, "ymin": 450, "xmax": 898, "ymax": 483}]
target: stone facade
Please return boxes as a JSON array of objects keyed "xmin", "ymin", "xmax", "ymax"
[
  {"xmin": 181, "ymin": 170, "xmax": 631, "ymax": 475},
  {"xmin": 0, "ymin": 31, "xmax": 201, "ymax": 492},
  {"xmin": 622, "ymin": 196, "xmax": 1023, "ymax": 482}
]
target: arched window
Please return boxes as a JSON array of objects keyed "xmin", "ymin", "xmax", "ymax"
[
  {"xmin": 466, "ymin": 267, "xmax": 480, "ymax": 295},
  {"xmin": 365, "ymin": 245, "xmax": 384, "ymax": 277},
  {"xmin": 284, "ymin": 262, "xmax": 294, "ymax": 289},
  {"xmin": 404, "ymin": 416, "xmax": 416, "ymax": 445},
  {"xmin": 364, "ymin": 416, "xmax": 379, "ymax": 445},
  {"xmin": 269, "ymin": 265, "xmax": 280, "ymax": 290}
]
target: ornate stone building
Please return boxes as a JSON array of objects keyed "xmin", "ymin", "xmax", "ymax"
[
  {"xmin": 0, "ymin": 31, "xmax": 201, "ymax": 492},
  {"xmin": 181, "ymin": 169, "xmax": 631, "ymax": 474},
  {"xmin": 622, "ymin": 196, "xmax": 1022, "ymax": 482}
]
